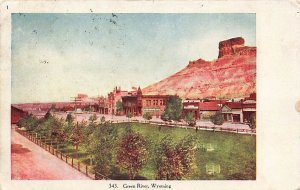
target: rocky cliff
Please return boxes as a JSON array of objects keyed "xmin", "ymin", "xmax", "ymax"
[{"xmin": 142, "ymin": 37, "xmax": 256, "ymax": 99}]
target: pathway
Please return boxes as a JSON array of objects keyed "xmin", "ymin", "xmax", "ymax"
[{"xmin": 11, "ymin": 125, "xmax": 90, "ymax": 180}]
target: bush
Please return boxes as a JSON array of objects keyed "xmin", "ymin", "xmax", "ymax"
[
  {"xmin": 127, "ymin": 112, "xmax": 133, "ymax": 118},
  {"xmin": 210, "ymin": 111, "xmax": 224, "ymax": 126},
  {"xmin": 249, "ymin": 113, "xmax": 256, "ymax": 129},
  {"xmin": 17, "ymin": 114, "xmax": 40, "ymax": 131},
  {"xmin": 185, "ymin": 112, "xmax": 196, "ymax": 127},
  {"xmin": 101, "ymin": 116, "xmax": 106, "ymax": 123},
  {"xmin": 143, "ymin": 112, "xmax": 152, "ymax": 120}
]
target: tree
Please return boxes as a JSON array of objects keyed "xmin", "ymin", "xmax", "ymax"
[
  {"xmin": 155, "ymin": 135, "xmax": 197, "ymax": 180},
  {"xmin": 126, "ymin": 112, "xmax": 133, "ymax": 119},
  {"xmin": 210, "ymin": 111, "xmax": 224, "ymax": 126},
  {"xmin": 185, "ymin": 112, "xmax": 196, "ymax": 127},
  {"xmin": 161, "ymin": 96, "xmax": 182, "ymax": 121},
  {"xmin": 143, "ymin": 112, "xmax": 152, "ymax": 120},
  {"xmin": 34, "ymin": 115, "xmax": 54, "ymax": 137},
  {"xmin": 44, "ymin": 110, "xmax": 53, "ymax": 120},
  {"xmin": 91, "ymin": 124, "xmax": 119, "ymax": 176},
  {"xmin": 116, "ymin": 100, "xmax": 123, "ymax": 115},
  {"xmin": 100, "ymin": 116, "xmax": 106, "ymax": 123},
  {"xmin": 65, "ymin": 113, "xmax": 74, "ymax": 124},
  {"xmin": 70, "ymin": 121, "xmax": 85, "ymax": 159},
  {"xmin": 249, "ymin": 113, "xmax": 256, "ymax": 129},
  {"xmin": 89, "ymin": 113, "xmax": 98, "ymax": 124},
  {"xmin": 117, "ymin": 130, "xmax": 148, "ymax": 179},
  {"xmin": 17, "ymin": 114, "xmax": 40, "ymax": 131}
]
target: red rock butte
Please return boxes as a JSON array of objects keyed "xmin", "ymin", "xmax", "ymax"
[{"xmin": 142, "ymin": 37, "xmax": 256, "ymax": 99}]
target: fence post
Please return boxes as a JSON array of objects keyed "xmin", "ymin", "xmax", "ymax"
[
  {"xmin": 85, "ymin": 165, "xmax": 88, "ymax": 176},
  {"xmin": 72, "ymin": 158, "xmax": 74, "ymax": 167},
  {"xmin": 66, "ymin": 155, "xmax": 68, "ymax": 163},
  {"xmin": 60, "ymin": 152, "xmax": 62, "ymax": 159},
  {"xmin": 78, "ymin": 162, "xmax": 80, "ymax": 171}
]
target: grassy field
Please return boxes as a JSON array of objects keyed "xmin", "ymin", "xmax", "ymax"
[{"xmin": 55, "ymin": 123, "xmax": 256, "ymax": 180}]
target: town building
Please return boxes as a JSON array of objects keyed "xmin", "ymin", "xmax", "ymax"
[
  {"xmin": 107, "ymin": 87, "xmax": 130, "ymax": 115},
  {"xmin": 11, "ymin": 106, "xmax": 27, "ymax": 124},
  {"xmin": 122, "ymin": 87, "xmax": 169, "ymax": 117},
  {"xmin": 221, "ymin": 93, "xmax": 256, "ymax": 123},
  {"xmin": 182, "ymin": 101, "xmax": 222, "ymax": 120},
  {"xmin": 182, "ymin": 99, "xmax": 201, "ymax": 119},
  {"xmin": 182, "ymin": 93, "xmax": 256, "ymax": 123},
  {"xmin": 199, "ymin": 102, "xmax": 222, "ymax": 120}
]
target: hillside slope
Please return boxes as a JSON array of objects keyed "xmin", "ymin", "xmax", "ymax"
[{"xmin": 142, "ymin": 37, "xmax": 256, "ymax": 99}]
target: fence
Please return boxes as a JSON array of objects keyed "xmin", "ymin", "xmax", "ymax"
[
  {"xmin": 16, "ymin": 129, "xmax": 110, "ymax": 180},
  {"xmin": 110, "ymin": 119, "xmax": 256, "ymax": 135}
]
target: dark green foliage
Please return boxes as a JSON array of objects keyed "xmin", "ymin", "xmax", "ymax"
[
  {"xmin": 249, "ymin": 113, "xmax": 256, "ymax": 129},
  {"xmin": 116, "ymin": 100, "xmax": 123, "ymax": 114},
  {"xmin": 34, "ymin": 116, "xmax": 55, "ymax": 137},
  {"xmin": 143, "ymin": 112, "xmax": 152, "ymax": 120},
  {"xmin": 65, "ymin": 113, "xmax": 74, "ymax": 124},
  {"xmin": 100, "ymin": 116, "xmax": 105, "ymax": 123},
  {"xmin": 44, "ymin": 111, "xmax": 53, "ymax": 120},
  {"xmin": 17, "ymin": 115, "xmax": 255, "ymax": 180},
  {"xmin": 126, "ymin": 112, "xmax": 133, "ymax": 118},
  {"xmin": 117, "ymin": 130, "xmax": 148, "ymax": 179},
  {"xmin": 155, "ymin": 135, "xmax": 197, "ymax": 180},
  {"xmin": 89, "ymin": 113, "xmax": 97, "ymax": 124},
  {"xmin": 84, "ymin": 123, "xmax": 118, "ymax": 175},
  {"xmin": 210, "ymin": 111, "xmax": 224, "ymax": 126},
  {"xmin": 17, "ymin": 114, "xmax": 40, "ymax": 131},
  {"xmin": 185, "ymin": 112, "xmax": 196, "ymax": 126},
  {"xmin": 161, "ymin": 96, "xmax": 182, "ymax": 121},
  {"xmin": 69, "ymin": 121, "xmax": 86, "ymax": 159}
]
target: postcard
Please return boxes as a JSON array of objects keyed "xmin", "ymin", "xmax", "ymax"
[{"xmin": 0, "ymin": 1, "xmax": 300, "ymax": 190}]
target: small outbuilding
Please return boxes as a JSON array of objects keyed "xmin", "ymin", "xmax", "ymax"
[{"xmin": 11, "ymin": 105, "xmax": 27, "ymax": 124}]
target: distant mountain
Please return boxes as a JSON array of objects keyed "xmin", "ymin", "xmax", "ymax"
[{"xmin": 142, "ymin": 37, "xmax": 256, "ymax": 99}]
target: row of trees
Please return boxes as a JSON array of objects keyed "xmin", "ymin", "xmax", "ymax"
[{"xmin": 17, "ymin": 112, "xmax": 197, "ymax": 180}]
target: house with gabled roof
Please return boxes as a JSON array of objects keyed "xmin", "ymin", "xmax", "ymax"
[
  {"xmin": 222, "ymin": 102, "xmax": 243, "ymax": 122},
  {"xmin": 198, "ymin": 102, "xmax": 221, "ymax": 120}
]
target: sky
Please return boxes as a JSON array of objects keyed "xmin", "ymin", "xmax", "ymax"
[{"xmin": 12, "ymin": 13, "xmax": 256, "ymax": 103}]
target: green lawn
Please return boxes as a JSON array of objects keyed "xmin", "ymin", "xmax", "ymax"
[{"xmin": 54, "ymin": 123, "xmax": 256, "ymax": 180}]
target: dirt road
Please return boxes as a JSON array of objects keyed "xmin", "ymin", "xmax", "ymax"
[{"xmin": 11, "ymin": 125, "xmax": 90, "ymax": 180}]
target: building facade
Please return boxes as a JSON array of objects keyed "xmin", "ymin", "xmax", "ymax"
[
  {"xmin": 108, "ymin": 87, "xmax": 130, "ymax": 115},
  {"xmin": 122, "ymin": 87, "xmax": 169, "ymax": 117}
]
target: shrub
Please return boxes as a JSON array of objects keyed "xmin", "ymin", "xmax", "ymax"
[
  {"xmin": 210, "ymin": 111, "xmax": 224, "ymax": 126},
  {"xmin": 143, "ymin": 112, "xmax": 152, "ymax": 120},
  {"xmin": 126, "ymin": 112, "xmax": 133, "ymax": 118},
  {"xmin": 249, "ymin": 113, "xmax": 256, "ymax": 129},
  {"xmin": 185, "ymin": 112, "xmax": 196, "ymax": 127}
]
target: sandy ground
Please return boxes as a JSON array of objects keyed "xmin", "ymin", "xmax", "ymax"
[{"xmin": 11, "ymin": 125, "xmax": 90, "ymax": 180}]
